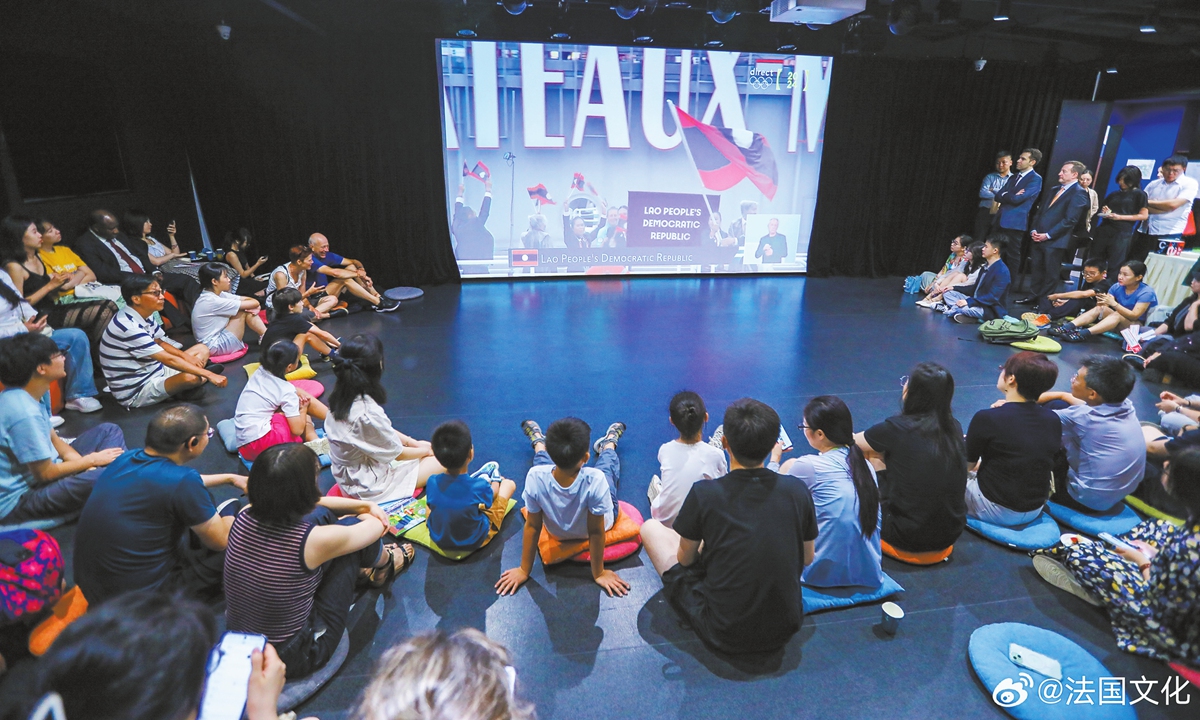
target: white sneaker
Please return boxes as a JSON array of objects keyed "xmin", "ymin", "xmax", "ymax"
[
  {"xmin": 915, "ymin": 298, "xmax": 936, "ymax": 309},
  {"xmin": 305, "ymin": 436, "xmax": 331, "ymax": 457},
  {"xmin": 648, "ymin": 474, "xmax": 663, "ymax": 503},
  {"xmin": 50, "ymin": 415, "xmax": 65, "ymax": 428},
  {"xmin": 1032, "ymin": 556, "xmax": 1101, "ymax": 606},
  {"xmin": 64, "ymin": 397, "xmax": 103, "ymax": 413}
]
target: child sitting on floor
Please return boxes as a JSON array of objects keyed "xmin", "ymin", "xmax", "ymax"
[
  {"xmin": 650, "ymin": 391, "xmax": 727, "ymax": 528},
  {"xmin": 496, "ymin": 417, "xmax": 628, "ymax": 597},
  {"xmin": 234, "ymin": 340, "xmax": 327, "ymax": 461},
  {"xmin": 261, "ymin": 287, "xmax": 340, "ymax": 363},
  {"xmin": 425, "ymin": 419, "xmax": 518, "ymax": 552}
]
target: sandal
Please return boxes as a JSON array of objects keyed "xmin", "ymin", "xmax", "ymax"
[{"xmin": 366, "ymin": 542, "xmax": 415, "ymax": 589}]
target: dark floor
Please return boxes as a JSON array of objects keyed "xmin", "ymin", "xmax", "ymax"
[{"xmin": 8, "ymin": 276, "xmax": 1196, "ymax": 719}]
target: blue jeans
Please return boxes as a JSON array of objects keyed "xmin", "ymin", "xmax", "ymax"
[
  {"xmin": 533, "ymin": 447, "xmax": 622, "ymax": 519},
  {"xmin": 52, "ymin": 328, "xmax": 98, "ymax": 401},
  {"xmin": 941, "ymin": 291, "xmax": 984, "ymax": 319}
]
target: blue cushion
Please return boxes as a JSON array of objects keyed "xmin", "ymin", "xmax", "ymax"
[
  {"xmin": 1045, "ymin": 501, "xmax": 1141, "ymax": 537},
  {"xmin": 0, "ymin": 512, "xmax": 78, "ymax": 532},
  {"xmin": 801, "ymin": 572, "xmax": 904, "ymax": 614},
  {"xmin": 236, "ymin": 427, "xmax": 331, "ymax": 470},
  {"xmin": 215, "ymin": 418, "xmax": 239, "ymax": 454},
  {"xmin": 969, "ymin": 623, "xmax": 1135, "ymax": 720},
  {"xmin": 384, "ymin": 286, "xmax": 424, "ymax": 301},
  {"xmin": 966, "ymin": 512, "xmax": 1061, "ymax": 551}
]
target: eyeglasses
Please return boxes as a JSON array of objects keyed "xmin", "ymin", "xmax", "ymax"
[
  {"xmin": 900, "ymin": 375, "xmax": 909, "ymax": 388},
  {"xmin": 797, "ymin": 423, "xmax": 809, "ymax": 430},
  {"xmin": 140, "ymin": 289, "xmax": 164, "ymax": 297},
  {"xmin": 207, "ymin": 427, "xmax": 215, "ymax": 438}
]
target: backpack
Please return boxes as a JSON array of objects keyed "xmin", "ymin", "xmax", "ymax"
[
  {"xmin": 0, "ymin": 529, "xmax": 64, "ymax": 625},
  {"xmin": 978, "ymin": 318, "xmax": 1040, "ymax": 344}
]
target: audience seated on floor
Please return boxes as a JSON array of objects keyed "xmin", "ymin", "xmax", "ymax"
[
  {"xmin": 425, "ymin": 419, "xmax": 518, "ymax": 552},
  {"xmin": 99, "ymin": 275, "xmax": 227, "ymax": 407},
  {"xmin": 913, "ymin": 234, "xmax": 970, "ymax": 302},
  {"xmin": 1051, "ymin": 260, "xmax": 1157, "ymax": 343},
  {"xmin": 351, "ymin": 628, "xmax": 535, "ymax": 720},
  {"xmin": 1036, "ymin": 257, "xmax": 1110, "ymax": 322},
  {"xmin": 0, "ymin": 333, "xmax": 125, "ymax": 526},
  {"xmin": 308, "ymin": 233, "xmax": 400, "ymax": 313},
  {"xmin": 73, "ymin": 404, "xmax": 247, "ymax": 605},
  {"xmin": 497, "ymin": 416, "xmax": 629, "ymax": 597},
  {"xmin": 324, "ymin": 334, "xmax": 444, "ymax": 503},
  {"xmin": 18, "ymin": 590, "xmax": 286, "ymax": 720},
  {"xmin": 649, "ymin": 391, "xmax": 727, "ymax": 528},
  {"xmin": 225, "ymin": 443, "xmax": 412, "ymax": 680},
  {"xmin": 940, "ymin": 235, "xmax": 1010, "ymax": 324},
  {"xmin": 922, "ymin": 241, "xmax": 985, "ymax": 308},
  {"xmin": 261, "ymin": 287, "xmax": 340, "ymax": 362},
  {"xmin": 965, "ymin": 352, "xmax": 1062, "ymax": 527},
  {"xmin": 773, "ymin": 395, "xmax": 882, "ymax": 589},
  {"xmin": 856, "ymin": 362, "xmax": 968, "ymax": 554},
  {"xmin": 35, "ymin": 217, "xmax": 119, "ymax": 352},
  {"xmin": 192, "ymin": 262, "xmax": 266, "ymax": 356},
  {"xmin": 1033, "ymin": 446, "xmax": 1200, "ymax": 666},
  {"xmin": 235, "ymin": 340, "xmax": 326, "ymax": 461},
  {"xmin": 640, "ymin": 398, "xmax": 817, "ymax": 653},
  {"xmin": 1125, "ymin": 277, "xmax": 1200, "ymax": 385},
  {"xmin": 265, "ymin": 245, "xmax": 339, "ymax": 320},
  {"xmin": 1039, "ymin": 355, "xmax": 1145, "ymax": 513}
]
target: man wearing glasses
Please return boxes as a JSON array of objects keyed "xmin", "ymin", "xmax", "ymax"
[
  {"xmin": 1133, "ymin": 156, "xmax": 1198, "ymax": 262},
  {"xmin": 99, "ymin": 275, "xmax": 227, "ymax": 408}
]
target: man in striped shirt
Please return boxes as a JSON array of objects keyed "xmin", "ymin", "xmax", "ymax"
[{"xmin": 100, "ymin": 275, "xmax": 227, "ymax": 408}]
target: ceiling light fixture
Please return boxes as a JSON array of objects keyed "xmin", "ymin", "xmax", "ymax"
[
  {"xmin": 615, "ymin": 0, "xmax": 642, "ymax": 20},
  {"xmin": 500, "ymin": 0, "xmax": 527, "ymax": 16},
  {"xmin": 457, "ymin": 28, "xmax": 478, "ymax": 38},
  {"xmin": 1140, "ymin": 15, "xmax": 1157, "ymax": 33},
  {"xmin": 993, "ymin": 0, "xmax": 1010, "ymax": 22},
  {"xmin": 709, "ymin": 0, "xmax": 737, "ymax": 25}
]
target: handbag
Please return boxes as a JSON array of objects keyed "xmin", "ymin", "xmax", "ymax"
[{"xmin": 72, "ymin": 281, "xmax": 122, "ymax": 302}]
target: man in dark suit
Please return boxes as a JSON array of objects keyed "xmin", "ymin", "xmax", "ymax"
[
  {"xmin": 993, "ymin": 148, "xmax": 1043, "ymax": 278},
  {"xmin": 1023, "ymin": 160, "xmax": 1092, "ymax": 306},
  {"xmin": 451, "ymin": 180, "xmax": 495, "ymax": 261}
]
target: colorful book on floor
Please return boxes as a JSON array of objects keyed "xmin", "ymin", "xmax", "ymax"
[{"xmin": 380, "ymin": 495, "xmax": 428, "ymax": 535}]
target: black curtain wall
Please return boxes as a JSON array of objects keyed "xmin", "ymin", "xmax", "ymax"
[{"xmin": 807, "ymin": 57, "xmax": 1093, "ymax": 278}]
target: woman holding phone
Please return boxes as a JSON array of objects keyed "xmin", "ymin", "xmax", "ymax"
[{"xmin": 1053, "ymin": 260, "xmax": 1158, "ymax": 343}]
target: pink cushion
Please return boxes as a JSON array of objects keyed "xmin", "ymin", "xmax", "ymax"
[
  {"xmin": 570, "ymin": 501, "xmax": 644, "ymax": 563},
  {"xmin": 326, "ymin": 484, "xmax": 345, "ymax": 498},
  {"xmin": 210, "ymin": 345, "xmax": 249, "ymax": 364},
  {"xmin": 290, "ymin": 379, "xmax": 325, "ymax": 398}
]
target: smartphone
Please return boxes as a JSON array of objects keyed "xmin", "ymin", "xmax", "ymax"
[
  {"xmin": 197, "ymin": 631, "xmax": 267, "ymax": 720},
  {"xmin": 777, "ymin": 426, "xmax": 793, "ymax": 453},
  {"xmin": 1098, "ymin": 532, "xmax": 1138, "ymax": 554},
  {"xmin": 1009, "ymin": 643, "xmax": 1062, "ymax": 680}
]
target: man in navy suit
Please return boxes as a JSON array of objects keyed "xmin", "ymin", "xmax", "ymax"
[
  {"xmin": 1024, "ymin": 160, "xmax": 1092, "ymax": 305},
  {"xmin": 993, "ymin": 148, "xmax": 1043, "ymax": 277}
]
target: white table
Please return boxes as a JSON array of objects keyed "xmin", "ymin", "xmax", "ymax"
[{"xmin": 1144, "ymin": 251, "xmax": 1199, "ymax": 309}]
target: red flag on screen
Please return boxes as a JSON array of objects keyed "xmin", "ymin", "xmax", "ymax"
[
  {"xmin": 572, "ymin": 172, "xmax": 586, "ymax": 191},
  {"xmin": 675, "ymin": 108, "xmax": 778, "ymax": 200},
  {"xmin": 511, "ymin": 248, "xmax": 539, "ymax": 267},
  {"xmin": 465, "ymin": 161, "xmax": 490, "ymax": 182},
  {"xmin": 527, "ymin": 184, "xmax": 556, "ymax": 205}
]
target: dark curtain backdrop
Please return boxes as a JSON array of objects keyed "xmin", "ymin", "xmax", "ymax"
[{"xmin": 807, "ymin": 57, "xmax": 1093, "ymax": 278}]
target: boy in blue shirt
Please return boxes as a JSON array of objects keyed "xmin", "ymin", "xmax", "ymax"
[{"xmin": 425, "ymin": 420, "xmax": 516, "ymax": 551}]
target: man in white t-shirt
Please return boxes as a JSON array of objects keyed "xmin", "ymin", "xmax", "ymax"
[{"xmin": 1132, "ymin": 155, "xmax": 1199, "ymax": 261}]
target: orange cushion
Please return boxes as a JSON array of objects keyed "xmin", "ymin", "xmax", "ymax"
[
  {"xmin": 881, "ymin": 539, "xmax": 953, "ymax": 565},
  {"xmin": 522, "ymin": 501, "xmax": 643, "ymax": 565},
  {"xmin": 29, "ymin": 585, "xmax": 88, "ymax": 656}
]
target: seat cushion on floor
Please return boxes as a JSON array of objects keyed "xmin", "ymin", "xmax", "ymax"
[
  {"xmin": 29, "ymin": 585, "xmax": 88, "ymax": 656},
  {"xmin": 969, "ymin": 622, "xmax": 1135, "ymax": 720},
  {"xmin": 1124, "ymin": 496, "xmax": 1186, "ymax": 526},
  {"xmin": 801, "ymin": 572, "xmax": 904, "ymax": 614},
  {"xmin": 404, "ymin": 499, "xmax": 517, "ymax": 560},
  {"xmin": 209, "ymin": 344, "xmax": 248, "ymax": 364},
  {"xmin": 277, "ymin": 629, "xmax": 350, "ymax": 712},
  {"xmin": 570, "ymin": 502, "xmax": 645, "ymax": 563},
  {"xmin": 216, "ymin": 418, "xmax": 239, "ymax": 454},
  {"xmin": 881, "ymin": 539, "xmax": 953, "ymax": 565},
  {"xmin": 239, "ymin": 428, "xmax": 330, "ymax": 470},
  {"xmin": 244, "ymin": 354, "xmax": 317, "ymax": 381},
  {"xmin": 1011, "ymin": 336, "xmax": 1061, "ymax": 353},
  {"xmin": 520, "ymin": 501, "xmax": 643, "ymax": 565},
  {"xmin": 966, "ymin": 512, "xmax": 1061, "ymax": 551},
  {"xmin": 1045, "ymin": 501, "xmax": 1141, "ymax": 537},
  {"xmin": 291, "ymin": 378, "xmax": 325, "ymax": 398},
  {"xmin": 0, "ymin": 512, "xmax": 79, "ymax": 532},
  {"xmin": 384, "ymin": 286, "xmax": 424, "ymax": 301}
]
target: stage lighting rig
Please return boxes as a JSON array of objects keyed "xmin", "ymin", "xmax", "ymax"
[
  {"xmin": 615, "ymin": 0, "xmax": 642, "ymax": 20},
  {"xmin": 888, "ymin": 0, "xmax": 921, "ymax": 36},
  {"xmin": 709, "ymin": 0, "xmax": 738, "ymax": 24},
  {"xmin": 501, "ymin": 0, "xmax": 528, "ymax": 16}
]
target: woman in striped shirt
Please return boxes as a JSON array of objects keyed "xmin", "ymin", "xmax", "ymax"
[{"xmin": 223, "ymin": 443, "xmax": 414, "ymax": 678}]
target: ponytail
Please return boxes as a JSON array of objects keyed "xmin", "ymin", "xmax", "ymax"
[
  {"xmin": 803, "ymin": 395, "xmax": 880, "ymax": 538},
  {"xmin": 328, "ymin": 333, "xmax": 387, "ymax": 421},
  {"xmin": 669, "ymin": 390, "xmax": 706, "ymax": 439}
]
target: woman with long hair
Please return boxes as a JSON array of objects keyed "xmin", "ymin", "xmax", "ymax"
[
  {"xmin": 856, "ymin": 362, "xmax": 968, "ymax": 553},
  {"xmin": 224, "ymin": 228, "xmax": 270, "ymax": 297},
  {"xmin": 775, "ymin": 395, "xmax": 882, "ymax": 588},
  {"xmin": 323, "ymin": 334, "xmax": 445, "ymax": 502},
  {"xmin": 265, "ymin": 245, "xmax": 338, "ymax": 319}
]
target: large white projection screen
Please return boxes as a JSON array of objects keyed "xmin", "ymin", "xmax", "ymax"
[{"xmin": 439, "ymin": 41, "xmax": 832, "ymax": 277}]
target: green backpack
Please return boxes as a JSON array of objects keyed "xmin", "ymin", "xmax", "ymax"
[{"xmin": 978, "ymin": 318, "xmax": 1039, "ymax": 344}]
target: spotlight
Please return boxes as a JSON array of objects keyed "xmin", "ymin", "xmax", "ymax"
[
  {"xmin": 1106, "ymin": 65, "xmax": 1118, "ymax": 74},
  {"xmin": 709, "ymin": 0, "xmax": 737, "ymax": 25},
  {"xmin": 634, "ymin": 35, "xmax": 654, "ymax": 43},
  {"xmin": 216, "ymin": 23, "xmax": 231, "ymax": 40},
  {"xmin": 1140, "ymin": 15, "xmax": 1157, "ymax": 33},
  {"xmin": 550, "ymin": 31, "xmax": 571, "ymax": 40},
  {"xmin": 704, "ymin": 39, "xmax": 724, "ymax": 48},
  {"xmin": 888, "ymin": 0, "xmax": 921, "ymax": 36},
  {"xmin": 975, "ymin": 59, "xmax": 987, "ymax": 71},
  {"xmin": 993, "ymin": 0, "xmax": 1010, "ymax": 22},
  {"xmin": 501, "ymin": 0, "xmax": 527, "ymax": 15},
  {"xmin": 664, "ymin": 1, "xmax": 691, "ymax": 7},
  {"xmin": 778, "ymin": 43, "xmax": 797, "ymax": 52},
  {"xmin": 457, "ymin": 28, "xmax": 478, "ymax": 38},
  {"xmin": 615, "ymin": 0, "xmax": 641, "ymax": 20}
]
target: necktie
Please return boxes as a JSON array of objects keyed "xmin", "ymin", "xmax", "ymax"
[
  {"xmin": 107, "ymin": 239, "xmax": 144, "ymax": 274},
  {"xmin": 1050, "ymin": 186, "xmax": 1066, "ymax": 206}
]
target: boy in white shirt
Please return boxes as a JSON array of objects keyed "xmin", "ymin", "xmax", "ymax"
[
  {"xmin": 496, "ymin": 417, "xmax": 629, "ymax": 597},
  {"xmin": 651, "ymin": 391, "xmax": 727, "ymax": 527},
  {"xmin": 192, "ymin": 263, "xmax": 266, "ymax": 356}
]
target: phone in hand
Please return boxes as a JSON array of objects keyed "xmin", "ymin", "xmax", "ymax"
[
  {"xmin": 777, "ymin": 426, "xmax": 793, "ymax": 453},
  {"xmin": 1098, "ymin": 532, "xmax": 1138, "ymax": 554},
  {"xmin": 197, "ymin": 632, "xmax": 267, "ymax": 720}
]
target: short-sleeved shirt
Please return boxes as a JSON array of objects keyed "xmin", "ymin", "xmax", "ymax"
[
  {"xmin": 73, "ymin": 450, "xmax": 216, "ymax": 604},
  {"xmin": 863, "ymin": 414, "xmax": 967, "ymax": 552},
  {"xmin": 309, "ymin": 251, "xmax": 346, "ymax": 287},
  {"xmin": 1110, "ymin": 281, "xmax": 1158, "ymax": 322},
  {"xmin": 234, "ymin": 369, "xmax": 301, "ymax": 446},
  {"xmin": 260, "ymin": 312, "xmax": 314, "ymax": 356},
  {"xmin": 523, "ymin": 465, "xmax": 613, "ymax": 541},
  {"xmin": 652, "ymin": 440, "xmax": 728, "ymax": 527},
  {"xmin": 966, "ymin": 403, "xmax": 1062, "ymax": 513},
  {"xmin": 38, "ymin": 245, "xmax": 88, "ymax": 298},
  {"xmin": 673, "ymin": 468, "xmax": 818, "ymax": 654},
  {"xmin": 1054, "ymin": 400, "xmax": 1146, "ymax": 511},
  {"xmin": 1145, "ymin": 175, "xmax": 1200, "ymax": 236},
  {"xmin": 0, "ymin": 272, "xmax": 36, "ymax": 339},
  {"xmin": 99, "ymin": 307, "xmax": 179, "ymax": 406},
  {"xmin": 785, "ymin": 448, "xmax": 882, "ymax": 589},
  {"xmin": 1097, "ymin": 188, "xmax": 1149, "ymax": 241},
  {"xmin": 0, "ymin": 389, "xmax": 56, "ymax": 519},
  {"xmin": 191, "ymin": 291, "xmax": 243, "ymax": 344},
  {"xmin": 425, "ymin": 472, "xmax": 494, "ymax": 549}
]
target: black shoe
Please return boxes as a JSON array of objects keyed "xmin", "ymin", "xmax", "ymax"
[
  {"xmin": 328, "ymin": 307, "xmax": 349, "ymax": 318},
  {"xmin": 206, "ymin": 363, "xmax": 225, "ymax": 375},
  {"xmin": 1122, "ymin": 353, "xmax": 1146, "ymax": 371},
  {"xmin": 593, "ymin": 422, "xmax": 627, "ymax": 454},
  {"xmin": 373, "ymin": 297, "xmax": 401, "ymax": 313},
  {"xmin": 1014, "ymin": 297, "xmax": 1038, "ymax": 306},
  {"xmin": 952, "ymin": 313, "xmax": 978, "ymax": 324},
  {"xmin": 177, "ymin": 385, "xmax": 207, "ymax": 402}
]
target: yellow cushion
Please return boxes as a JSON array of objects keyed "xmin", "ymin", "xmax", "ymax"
[{"xmin": 244, "ymin": 353, "xmax": 317, "ymax": 381}]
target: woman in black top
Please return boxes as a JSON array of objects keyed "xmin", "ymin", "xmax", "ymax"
[
  {"xmin": 965, "ymin": 352, "xmax": 1062, "ymax": 526},
  {"xmin": 224, "ymin": 228, "xmax": 270, "ymax": 297},
  {"xmin": 856, "ymin": 362, "xmax": 968, "ymax": 552},
  {"xmin": 1091, "ymin": 166, "xmax": 1149, "ymax": 269}
]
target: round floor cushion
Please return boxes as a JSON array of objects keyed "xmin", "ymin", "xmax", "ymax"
[
  {"xmin": 277, "ymin": 629, "xmax": 350, "ymax": 712},
  {"xmin": 966, "ymin": 512, "xmax": 1061, "ymax": 551},
  {"xmin": 570, "ymin": 501, "xmax": 644, "ymax": 563},
  {"xmin": 968, "ymin": 623, "xmax": 1135, "ymax": 720},
  {"xmin": 290, "ymin": 378, "xmax": 325, "ymax": 398},
  {"xmin": 384, "ymin": 286, "xmax": 424, "ymax": 301},
  {"xmin": 209, "ymin": 344, "xmax": 249, "ymax": 364}
]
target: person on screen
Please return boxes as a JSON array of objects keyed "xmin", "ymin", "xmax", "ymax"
[
  {"xmin": 756, "ymin": 218, "xmax": 788, "ymax": 264},
  {"xmin": 522, "ymin": 214, "xmax": 549, "ymax": 249},
  {"xmin": 728, "ymin": 201, "xmax": 757, "ymax": 247},
  {"xmin": 452, "ymin": 180, "xmax": 496, "ymax": 261},
  {"xmin": 593, "ymin": 206, "xmax": 626, "ymax": 249},
  {"xmin": 705, "ymin": 212, "xmax": 732, "ymax": 247}
]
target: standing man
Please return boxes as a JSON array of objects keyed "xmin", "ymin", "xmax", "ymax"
[
  {"xmin": 451, "ymin": 180, "xmax": 496, "ymax": 261},
  {"xmin": 975, "ymin": 151, "xmax": 1012, "ymax": 244},
  {"xmin": 993, "ymin": 148, "xmax": 1044, "ymax": 278},
  {"xmin": 1021, "ymin": 161, "xmax": 1091, "ymax": 307},
  {"xmin": 1133, "ymin": 155, "xmax": 1198, "ymax": 262}
]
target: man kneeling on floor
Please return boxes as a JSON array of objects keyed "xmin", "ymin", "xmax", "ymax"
[
  {"xmin": 941, "ymin": 235, "xmax": 1010, "ymax": 324},
  {"xmin": 641, "ymin": 398, "xmax": 818, "ymax": 655}
]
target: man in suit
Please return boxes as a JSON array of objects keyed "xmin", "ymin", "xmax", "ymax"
[
  {"xmin": 452, "ymin": 180, "xmax": 495, "ymax": 261},
  {"xmin": 993, "ymin": 148, "xmax": 1043, "ymax": 278},
  {"xmin": 1023, "ymin": 160, "xmax": 1092, "ymax": 306}
]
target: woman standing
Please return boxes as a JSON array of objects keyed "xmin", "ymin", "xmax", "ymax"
[{"xmin": 1091, "ymin": 166, "xmax": 1149, "ymax": 269}]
